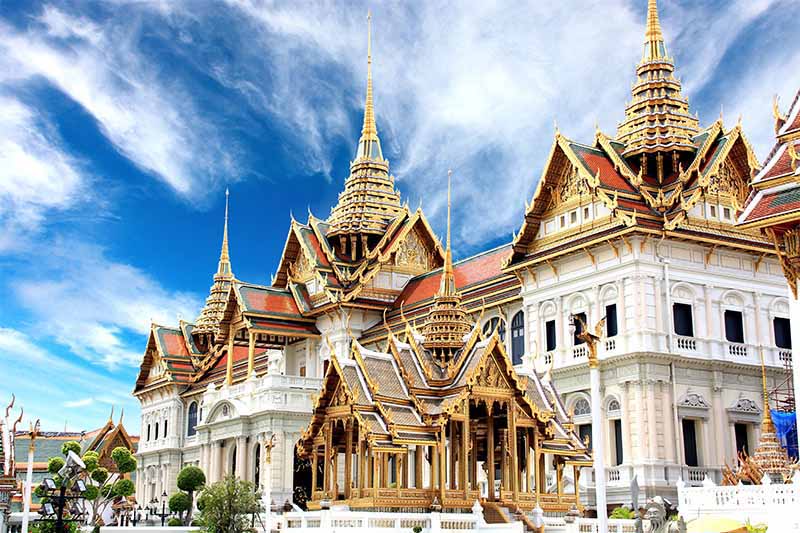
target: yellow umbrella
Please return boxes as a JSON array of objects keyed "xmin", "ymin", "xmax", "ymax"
[{"xmin": 686, "ymin": 516, "xmax": 748, "ymax": 533}]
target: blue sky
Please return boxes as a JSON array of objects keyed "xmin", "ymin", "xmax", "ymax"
[{"xmin": 1, "ymin": 0, "xmax": 799, "ymax": 433}]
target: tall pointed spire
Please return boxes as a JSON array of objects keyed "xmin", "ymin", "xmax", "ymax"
[
  {"xmin": 644, "ymin": 0, "xmax": 666, "ymax": 60},
  {"xmin": 218, "ymin": 188, "xmax": 232, "ymax": 276},
  {"xmin": 421, "ymin": 170, "xmax": 472, "ymax": 366},
  {"xmin": 355, "ymin": 10, "xmax": 382, "ymax": 162},
  {"xmin": 327, "ymin": 11, "xmax": 403, "ymax": 260},
  {"xmin": 439, "ymin": 170, "xmax": 456, "ymax": 297},
  {"xmin": 616, "ymin": 0, "xmax": 699, "ymax": 160},
  {"xmin": 751, "ymin": 347, "xmax": 792, "ymax": 481},
  {"xmin": 194, "ymin": 189, "xmax": 235, "ymax": 337}
]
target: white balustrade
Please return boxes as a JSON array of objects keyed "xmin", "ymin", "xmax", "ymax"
[
  {"xmin": 779, "ymin": 349, "xmax": 792, "ymax": 364},
  {"xmin": 281, "ymin": 509, "xmax": 524, "ymax": 532},
  {"xmin": 604, "ymin": 338, "xmax": 616, "ymax": 352},
  {"xmin": 676, "ymin": 336, "xmax": 696, "ymax": 352},
  {"xmin": 727, "ymin": 342, "xmax": 748, "ymax": 358},
  {"xmin": 573, "ymin": 344, "xmax": 588, "ymax": 359}
]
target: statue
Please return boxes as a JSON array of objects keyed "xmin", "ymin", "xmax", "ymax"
[
  {"xmin": 634, "ymin": 496, "xmax": 686, "ymax": 533},
  {"xmin": 575, "ymin": 315, "xmax": 605, "ymax": 367}
]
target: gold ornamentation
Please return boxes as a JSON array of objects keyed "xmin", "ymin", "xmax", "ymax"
[
  {"xmin": 289, "ymin": 249, "xmax": 314, "ymax": 280},
  {"xmin": 394, "ymin": 230, "xmax": 432, "ymax": 271}
]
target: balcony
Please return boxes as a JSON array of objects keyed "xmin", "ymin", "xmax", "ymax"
[
  {"xmin": 604, "ymin": 338, "xmax": 617, "ymax": 353},
  {"xmin": 727, "ymin": 342, "xmax": 749, "ymax": 359},
  {"xmin": 681, "ymin": 466, "xmax": 722, "ymax": 486},
  {"xmin": 779, "ymin": 349, "xmax": 792, "ymax": 364},
  {"xmin": 573, "ymin": 344, "xmax": 588, "ymax": 359},
  {"xmin": 676, "ymin": 335, "xmax": 697, "ymax": 352}
]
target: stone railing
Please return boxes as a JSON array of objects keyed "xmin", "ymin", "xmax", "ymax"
[
  {"xmin": 677, "ymin": 473, "xmax": 800, "ymax": 530},
  {"xmin": 282, "ymin": 506, "xmax": 523, "ymax": 532},
  {"xmin": 604, "ymin": 338, "xmax": 617, "ymax": 353},
  {"xmin": 779, "ymin": 349, "xmax": 792, "ymax": 364},
  {"xmin": 542, "ymin": 517, "xmax": 638, "ymax": 533},
  {"xmin": 726, "ymin": 342, "xmax": 748, "ymax": 358},
  {"xmin": 680, "ymin": 466, "xmax": 723, "ymax": 486},
  {"xmin": 573, "ymin": 344, "xmax": 588, "ymax": 359},
  {"xmin": 675, "ymin": 335, "xmax": 697, "ymax": 352}
]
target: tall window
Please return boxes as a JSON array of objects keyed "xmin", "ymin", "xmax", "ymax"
[
  {"xmin": 578, "ymin": 424, "xmax": 592, "ymax": 451},
  {"xmin": 605, "ymin": 304, "xmax": 618, "ymax": 337},
  {"xmin": 774, "ymin": 317, "xmax": 792, "ymax": 349},
  {"xmin": 254, "ymin": 444, "xmax": 261, "ymax": 486},
  {"xmin": 511, "ymin": 311, "xmax": 525, "ymax": 365},
  {"xmin": 612, "ymin": 419, "xmax": 623, "ymax": 465},
  {"xmin": 231, "ymin": 445, "xmax": 237, "ymax": 476},
  {"xmin": 483, "ymin": 317, "xmax": 506, "ymax": 342},
  {"xmin": 673, "ymin": 303, "xmax": 694, "ymax": 336},
  {"xmin": 573, "ymin": 312, "xmax": 587, "ymax": 345},
  {"xmin": 682, "ymin": 419, "xmax": 699, "ymax": 467},
  {"xmin": 164, "ymin": 420, "xmax": 168, "ymax": 437},
  {"xmin": 545, "ymin": 320, "xmax": 557, "ymax": 352},
  {"xmin": 734, "ymin": 423, "xmax": 749, "ymax": 456},
  {"xmin": 154, "ymin": 422, "xmax": 159, "ymax": 440},
  {"xmin": 724, "ymin": 310, "xmax": 745, "ymax": 343},
  {"xmin": 147, "ymin": 424, "xmax": 151, "ymax": 441},
  {"xmin": 187, "ymin": 402, "xmax": 198, "ymax": 437}
]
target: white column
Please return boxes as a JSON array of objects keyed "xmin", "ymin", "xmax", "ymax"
[
  {"xmin": 236, "ymin": 436, "xmax": 247, "ymax": 480},
  {"xmin": 590, "ymin": 364, "xmax": 608, "ymax": 532}
]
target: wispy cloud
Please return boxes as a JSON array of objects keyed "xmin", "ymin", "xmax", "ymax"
[
  {"xmin": 13, "ymin": 239, "xmax": 201, "ymax": 368},
  {"xmin": 0, "ymin": 328, "xmax": 139, "ymax": 431},
  {"xmin": 0, "ymin": 95, "xmax": 85, "ymax": 252},
  {"xmin": 0, "ymin": 5, "xmax": 237, "ymax": 198}
]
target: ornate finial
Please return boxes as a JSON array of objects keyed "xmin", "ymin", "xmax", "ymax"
[
  {"xmin": 759, "ymin": 347, "xmax": 770, "ymax": 423},
  {"xmin": 357, "ymin": 10, "xmax": 379, "ymax": 154},
  {"xmin": 215, "ymin": 188, "xmax": 233, "ymax": 277},
  {"xmin": 109, "ymin": 406, "xmax": 114, "ymax": 423},
  {"xmin": 119, "ymin": 408, "xmax": 124, "ymax": 425},
  {"xmin": 439, "ymin": 169, "xmax": 455, "ymax": 297},
  {"xmin": 645, "ymin": 0, "xmax": 664, "ymax": 52}
]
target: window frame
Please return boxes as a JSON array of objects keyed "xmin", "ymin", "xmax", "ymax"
[{"xmin": 510, "ymin": 311, "xmax": 525, "ymax": 365}]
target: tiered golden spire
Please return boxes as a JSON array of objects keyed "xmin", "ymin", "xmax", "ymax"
[
  {"xmin": 327, "ymin": 12, "xmax": 403, "ymax": 261},
  {"xmin": 617, "ymin": 0, "xmax": 700, "ymax": 161},
  {"xmin": 751, "ymin": 347, "xmax": 792, "ymax": 481},
  {"xmin": 421, "ymin": 170, "xmax": 472, "ymax": 365},
  {"xmin": 195, "ymin": 189, "xmax": 235, "ymax": 336}
]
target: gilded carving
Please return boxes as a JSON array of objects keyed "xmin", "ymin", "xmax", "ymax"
[
  {"xmin": 394, "ymin": 230, "xmax": 432, "ymax": 271},
  {"xmin": 289, "ymin": 249, "xmax": 314, "ymax": 280},
  {"xmin": 707, "ymin": 160, "xmax": 748, "ymax": 206},
  {"xmin": 547, "ymin": 165, "xmax": 588, "ymax": 209}
]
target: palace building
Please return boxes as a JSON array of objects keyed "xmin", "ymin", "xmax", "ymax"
[{"xmin": 133, "ymin": 0, "xmax": 797, "ymax": 519}]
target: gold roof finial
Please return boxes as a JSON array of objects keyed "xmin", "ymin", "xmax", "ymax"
[
  {"xmin": 759, "ymin": 347, "xmax": 772, "ymax": 428},
  {"xmin": 218, "ymin": 188, "xmax": 232, "ymax": 275},
  {"xmin": 439, "ymin": 169, "xmax": 455, "ymax": 296},
  {"xmin": 355, "ymin": 10, "xmax": 380, "ymax": 160},
  {"xmin": 645, "ymin": 0, "xmax": 665, "ymax": 53}
]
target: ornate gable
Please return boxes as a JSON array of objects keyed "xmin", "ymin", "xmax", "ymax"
[{"xmin": 393, "ymin": 226, "xmax": 436, "ymax": 274}]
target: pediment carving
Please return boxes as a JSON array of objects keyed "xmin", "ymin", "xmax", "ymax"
[{"xmin": 394, "ymin": 229, "xmax": 433, "ymax": 272}]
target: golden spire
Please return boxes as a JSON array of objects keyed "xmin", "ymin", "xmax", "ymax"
[
  {"xmin": 218, "ymin": 188, "xmax": 232, "ymax": 276},
  {"xmin": 644, "ymin": 0, "xmax": 665, "ymax": 60},
  {"xmin": 439, "ymin": 169, "xmax": 455, "ymax": 296},
  {"xmin": 752, "ymin": 346, "xmax": 792, "ymax": 481},
  {"xmin": 759, "ymin": 347, "xmax": 773, "ymax": 429},
  {"xmin": 355, "ymin": 10, "xmax": 382, "ymax": 161},
  {"xmin": 194, "ymin": 189, "xmax": 235, "ymax": 336}
]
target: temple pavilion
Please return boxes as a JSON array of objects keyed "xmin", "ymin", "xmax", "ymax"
[{"xmin": 296, "ymin": 171, "xmax": 592, "ymax": 513}]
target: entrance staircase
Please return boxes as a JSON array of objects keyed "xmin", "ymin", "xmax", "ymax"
[{"xmin": 480, "ymin": 501, "xmax": 539, "ymax": 532}]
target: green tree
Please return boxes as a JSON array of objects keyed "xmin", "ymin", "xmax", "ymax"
[
  {"xmin": 175, "ymin": 465, "xmax": 206, "ymax": 525},
  {"xmin": 169, "ymin": 492, "xmax": 192, "ymax": 523},
  {"xmin": 38, "ymin": 443, "xmax": 138, "ymax": 528},
  {"xmin": 197, "ymin": 476, "xmax": 261, "ymax": 533}
]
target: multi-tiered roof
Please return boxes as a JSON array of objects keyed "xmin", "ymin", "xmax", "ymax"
[
  {"xmin": 327, "ymin": 13, "xmax": 405, "ymax": 262},
  {"xmin": 505, "ymin": 0, "xmax": 765, "ymax": 271}
]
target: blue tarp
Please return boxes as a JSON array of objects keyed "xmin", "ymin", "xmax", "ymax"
[{"xmin": 771, "ymin": 409, "xmax": 798, "ymax": 460}]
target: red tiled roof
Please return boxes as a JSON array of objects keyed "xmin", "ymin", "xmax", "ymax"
[
  {"xmin": 576, "ymin": 149, "xmax": 636, "ymax": 192},
  {"xmin": 397, "ymin": 246, "xmax": 509, "ymax": 307},
  {"xmin": 238, "ymin": 284, "xmax": 302, "ymax": 316},
  {"xmin": 759, "ymin": 143, "xmax": 797, "ymax": 182},
  {"xmin": 298, "ymin": 226, "xmax": 331, "ymax": 268},
  {"xmin": 743, "ymin": 186, "xmax": 800, "ymax": 223},
  {"xmin": 160, "ymin": 330, "xmax": 189, "ymax": 357}
]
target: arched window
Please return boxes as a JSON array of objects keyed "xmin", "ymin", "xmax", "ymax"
[
  {"xmin": 154, "ymin": 422, "xmax": 159, "ymax": 440},
  {"xmin": 573, "ymin": 398, "xmax": 591, "ymax": 416},
  {"xmin": 511, "ymin": 311, "xmax": 525, "ymax": 365},
  {"xmin": 608, "ymin": 399, "xmax": 621, "ymax": 414},
  {"xmin": 254, "ymin": 444, "xmax": 261, "ymax": 486},
  {"xmin": 147, "ymin": 424, "xmax": 151, "ymax": 441},
  {"xmin": 482, "ymin": 317, "xmax": 506, "ymax": 342},
  {"xmin": 187, "ymin": 402, "xmax": 198, "ymax": 437}
]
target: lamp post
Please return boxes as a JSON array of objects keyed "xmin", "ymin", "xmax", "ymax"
[
  {"xmin": 573, "ymin": 315, "xmax": 608, "ymax": 533},
  {"xmin": 150, "ymin": 492, "xmax": 170, "ymax": 526}
]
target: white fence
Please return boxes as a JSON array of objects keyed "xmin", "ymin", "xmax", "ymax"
[
  {"xmin": 281, "ymin": 507, "xmax": 523, "ymax": 533},
  {"xmin": 541, "ymin": 517, "xmax": 637, "ymax": 533},
  {"xmin": 677, "ymin": 473, "xmax": 800, "ymax": 531}
]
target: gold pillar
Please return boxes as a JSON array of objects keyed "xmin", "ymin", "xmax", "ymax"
[
  {"xmin": 573, "ymin": 464, "xmax": 581, "ymax": 502},
  {"xmin": 500, "ymin": 429, "xmax": 507, "ymax": 493},
  {"xmin": 510, "ymin": 403, "xmax": 518, "ymax": 501},
  {"xmin": 226, "ymin": 331, "xmax": 234, "ymax": 385},
  {"xmin": 487, "ymin": 412, "xmax": 495, "ymax": 501},
  {"xmin": 358, "ymin": 435, "xmax": 365, "ymax": 497},
  {"xmin": 396, "ymin": 454, "xmax": 402, "ymax": 496},
  {"xmin": 381, "ymin": 453, "xmax": 388, "ymax": 488},
  {"xmin": 332, "ymin": 446, "xmax": 339, "ymax": 499},
  {"xmin": 431, "ymin": 444, "xmax": 438, "ymax": 490},
  {"xmin": 311, "ymin": 446, "xmax": 318, "ymax": 495},
  {"xmin": 470, "ymin": 430, "xmax": 477, "ymax": 492},
  {"xmin": 415, "ymin": 446, "xmax": 423, "ymax": 489},
  {"xmin": 247, "ymin": 331, "xmax": 255, "ymax": 377},
  {"xmin": 344, "ymin": 419, "xmax": 353, "ymax": 499},
  {"xmin": 372, "ymin": 451, "xmax": 379, "ymax": 495},
  {"xmin": 449, "ymin": 420, "xmax": 457, "ymax": 489},
  {"xmin": 438, "ymin": 427, "xmax": 446, "ymax": 504},
  {"xmin": 324, "ymin": 421, "xmax": 333, "ymax": 494},
  {"xmin": 461, "ymin": 399, "xmax": 469, "ymax": 492}
]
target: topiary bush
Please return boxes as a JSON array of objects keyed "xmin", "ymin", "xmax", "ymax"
[
  {"xmin": 167, "ymin": 517, "xmax": 183, "ymax": 527},
  {"xmin": 61, "ymin": 441, "xmax": 81, "ymax": 456},
  {"xmin": 609, "ymin": 506, "xmax": 635, "ymax": 519},
  {"xmin": 47, "ymin": 457, "xmax": 65, "ymax": 475},
  {"xmin": 175, "ymin": 465, "xmax": 207, "ymax": 525}
]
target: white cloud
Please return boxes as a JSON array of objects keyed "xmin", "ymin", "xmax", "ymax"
[
  {"xmin": 0, "ymin": 328, "xmax": 140, "ymax": 431},
  {"xmin": 0, "ymin": 7, "xmax": 236, "ymax": 197},
  {"xmin": 0, "ymin": 96, "xmax": 84, "ymax": 252},
  {"xmin": 14, "ymin": 240, "xmax": 201, "ymax": 368}
]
